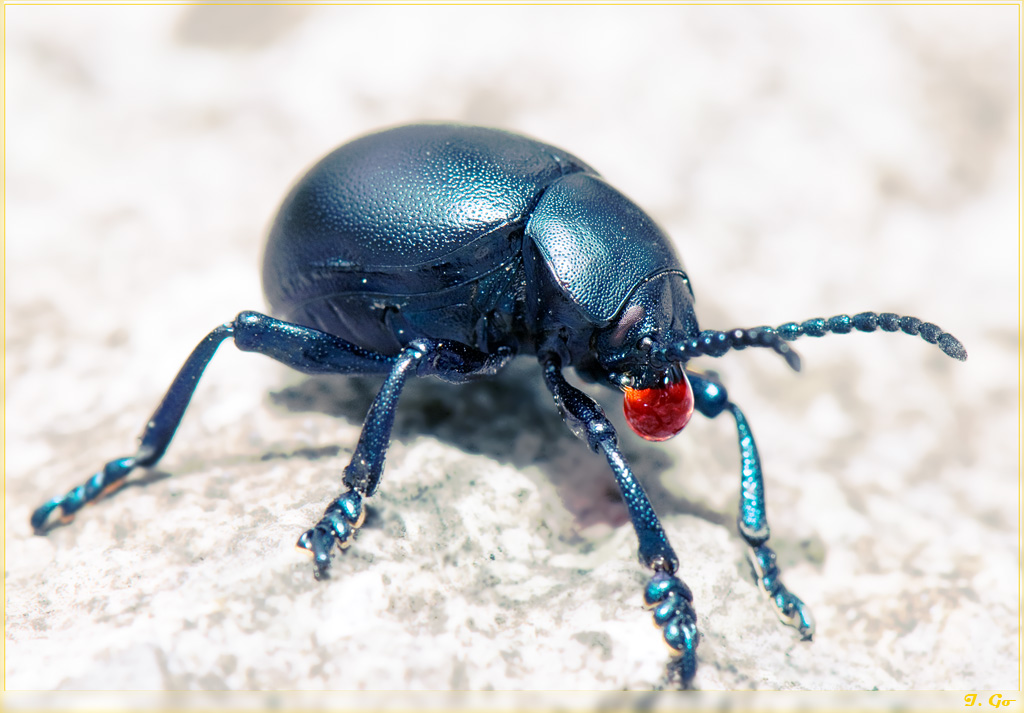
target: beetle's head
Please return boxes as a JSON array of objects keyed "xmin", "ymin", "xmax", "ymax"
[{"xmin": 585, "ymin": 270, "xmax": 700, "ymax": 442}]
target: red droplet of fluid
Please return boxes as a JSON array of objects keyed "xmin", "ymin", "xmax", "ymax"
[{"xmin": 623, "ymin": 372, "xmax": 695, "ymax": 442}]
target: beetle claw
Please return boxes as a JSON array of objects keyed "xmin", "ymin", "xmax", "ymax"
[
  {"xmin": 297, "ymin": 525, "xmax": 336, "ymax": 578},
  {"xmin": 748, "ymin": 544, "xmax": 815, "ymax": 639}
]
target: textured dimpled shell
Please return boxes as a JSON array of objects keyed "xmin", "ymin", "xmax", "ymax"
[
  {"xmin": 525, "ymin": 173, "xmax": 683, "ymax": 323},
  {"xmin": 262, "ymin": 124, "xmax": 595, "ymax": 312}
]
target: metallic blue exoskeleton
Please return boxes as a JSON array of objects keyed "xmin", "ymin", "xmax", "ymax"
[{"xmin": 31, "ymin": 123, "xmax": 967, "ymax": 687}]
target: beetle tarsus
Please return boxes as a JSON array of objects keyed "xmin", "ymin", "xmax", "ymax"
[
  {"xmin": 297, "ymin": 489, "xmax": 366, "ymax": 577},
  {"xmin": 644, "ymin": 569, "xmax": 700, "ymax": 687},
  {"xmin": 30, "ymin": 455, "xmax": 139, "ymax": 533},
  {"xmin": 748, "ymin": 544, "xmax": 815, "ymax": 638}
]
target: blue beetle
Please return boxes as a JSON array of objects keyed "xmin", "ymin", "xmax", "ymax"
[{"xmin": 32, "ymin": 123, "xmax": 966, "ymax": 686}]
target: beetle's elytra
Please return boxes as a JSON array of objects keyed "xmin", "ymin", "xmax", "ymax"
[{"xmin": 32, "ymin": 123, "xmax": 966, "ymax": 687}]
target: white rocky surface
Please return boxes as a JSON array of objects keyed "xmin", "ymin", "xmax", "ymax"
[{"xmin": 5, "ymin": 3, "xmax": 1018, "ymax": 704}]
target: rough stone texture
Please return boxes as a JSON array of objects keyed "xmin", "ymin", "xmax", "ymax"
[{"xmin": 5, "ymin": 3, "xmax": 1017, "ymax": 702}]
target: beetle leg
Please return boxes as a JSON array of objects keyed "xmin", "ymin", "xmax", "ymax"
[
  {"xmin": 295, "ymin": 343, "xmax": 422, "ymax": 577},
  {"xmin": 298, "ymin": 337, "xmax": 514, "ymax": 578},
  {"xmin": 30, "ymin": 311, "xmax": 398, "ymax": 533},
  {"xmin": 30, "ymin": 324, "xmax": 236, "ymax": 532},
  {"xmin": 539, "ymin": 352, "xmax": 699, "ymax": 687},
  {"xmin": 32, "ymin": 310, "xmax": 515, "ymax": 576},
  {"xmin": 688, "ymin": 370, "xmax": 815, "ymax": 640}
]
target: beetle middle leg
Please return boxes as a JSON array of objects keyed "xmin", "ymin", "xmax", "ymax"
[
  {"xmin": 687, "ymin": 369, "xmax": 815, "ymax": 639},
  {"xmin": 539, "ymin": 352, "xmax": 700, "ymax": 687},
  {"xmin": 291, "ymin": 335, "xmax": 514, "ymax": 578}
]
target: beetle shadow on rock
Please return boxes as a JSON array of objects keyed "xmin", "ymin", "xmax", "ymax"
[{"xmin": 268, "ymin": 360, "xmax": 731, "ymax": 532}]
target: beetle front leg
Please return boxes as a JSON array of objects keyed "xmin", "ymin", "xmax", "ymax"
[
  {"xmin": 730, "ymin": 401, "xmax": 815, "ymax": 638},
  {"xmin": 688, "ymin": 370, "xmax": 815, "ymax": 640},
  {"xmin": 540, "ymin": 352, "xmax": 699, "ymax": 687}
]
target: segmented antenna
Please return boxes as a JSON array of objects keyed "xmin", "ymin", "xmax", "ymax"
[
  {"xmin": 654, "ymin": 326, "xmax": 803, "ymax": 372},
  {"xmin": 773, "ymin": 312, "xmax": 967, "ymax": 361},
  {"xmin": 653, "ymin": 311, "xmax": 967, "ymax": 371}
]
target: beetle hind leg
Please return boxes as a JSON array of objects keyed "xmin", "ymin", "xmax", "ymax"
[
  {"xmin": 30, "ymin": 312, "xmax": 407, "ymax": 534},
  {"xmin": 30, "ymin": 325, "xmax": 236, "ymax": 533}
]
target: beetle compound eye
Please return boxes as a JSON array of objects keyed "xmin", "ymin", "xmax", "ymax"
[{"xmin": 623, "ymin": 369, "xmax": 695, "ymax": 442}]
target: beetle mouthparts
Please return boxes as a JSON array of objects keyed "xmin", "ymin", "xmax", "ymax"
[{"xmin": 623, "ymin": 367, "xmax": 695, "ymax": 441}]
